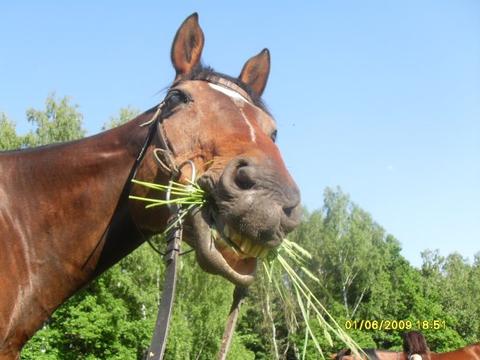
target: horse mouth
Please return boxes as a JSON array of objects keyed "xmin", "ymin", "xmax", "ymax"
[
  {"xmin": 211, "ymin": 215, "xmax": 271, "ymax": 271},
  {"xmin": 188, "ymin": 206, "xmax": 273, "ymax": 287}
]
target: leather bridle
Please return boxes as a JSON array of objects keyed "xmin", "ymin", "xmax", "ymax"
[{"xmin": 126, "ymin": 85, "xmax": 247, "ymax": 360}]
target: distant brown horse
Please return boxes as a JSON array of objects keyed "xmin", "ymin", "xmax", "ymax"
[
  {"xmin": 335, "ymin": 344, "xmax": 480, "ymax": 360},
  {"xmin": 334, "ymin": 331, "xmax": 480, "ymax": 360},
  {"xmin": 0, "ymin": 14, "xmax": 301, "ymax": 359}
]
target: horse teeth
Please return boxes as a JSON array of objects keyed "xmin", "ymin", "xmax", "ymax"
[
  {"xmin": 259, "ymin": 248, "xmax": 270, "ymax": 258},
  {"xmin": 238, "ymin": 239, "xmax": 247, "ymax": 253},
  {"xmin": 251, "ymin": 245, "xmax": 261, "ymax": 257},
  {"xmin": 256, "ymin": 246, "xmax": 267, "ymax": 258},
  {"xmin": 258, "ymin": 247, "xmax": 268, "ymax": 258},
  {"xmin": 240, "ymin": 238, "xmax": 252, "ymax": 255},
  {"xmin": 211, "ymin": 228, "xmax": 229, "ymax": 247},
  {"xmin": 221, "ymin": 227, "xmax": 268, "ymax": 258},
  {"xmin": 211, "ymin": 228, "xmax": 218, "ymax": 240},
  {"xmin": 231, "ymin": 232, "xmax": 243, "ymax": 247}
]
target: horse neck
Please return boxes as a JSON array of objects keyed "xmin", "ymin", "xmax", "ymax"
[
  {"xmin": 471, "ymin": 344, "xmax": 480, "ymax": 359},
  {"xmin": 0, "ymin": 107, "xmax": 168, "ymax": 348},
  {"xmin": 432, "ymin": 344, "xmax": 480, "ymax": 359},
  {"xmin": 374, "ymin": 351, "xmax": 408, "ymax": 360},
  {"xmin": 13, "ymin": 109, "xmax": 165, "ymax": 271}
]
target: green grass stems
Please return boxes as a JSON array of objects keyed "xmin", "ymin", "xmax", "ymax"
[{"xmin": 129, "ymin": 178, "xmax": 363, "ymax": 358}]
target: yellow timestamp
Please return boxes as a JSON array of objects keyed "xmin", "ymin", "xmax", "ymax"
[{"xmin": 344, "ymin": 319, "xmax": 446, "ymax": 331}]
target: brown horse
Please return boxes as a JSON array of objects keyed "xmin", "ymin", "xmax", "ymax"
[
  {"xmin": 334, "ymin": 331, "xmax": 480, "ymax": 360},
  {"xmin": 334, "ymin": 345, "xmax": 480, "ymax": 360},
  {"xmin": 0, "ymin": 13, "xmax": 301, "ymax": 359}
]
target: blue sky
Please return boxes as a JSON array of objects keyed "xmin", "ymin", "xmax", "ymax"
[{"xmin": 1, "ymin": 1, "xmax": 479, "ymax": 267}]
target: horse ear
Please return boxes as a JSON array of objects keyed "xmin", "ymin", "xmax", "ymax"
[
  {"xmin": 239, "ymin": 48, "xmax": 270, "ymax": 96},
  {"xmin": 171, "ymin": 13, "xmax": 205, "ymax": 78}
]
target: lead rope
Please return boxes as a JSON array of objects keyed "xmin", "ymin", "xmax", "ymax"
[
  {"xmin": 144, "ymin": 156, "xmax": 247, "ymax": 359},
  {"xmin": 145, "ymin": 211, "xmax": 182, "ymax": 360},
  {"xmin": 145, "ymin": 160, "xmax": 195, "ymax": 360},
  {"xmin": 141, "ymin": 103, "xmax": 181, "ymax": 360},
  {"xmin": 217, "ymin": 286, "xmax": 248, "ymax": 360},
  {"xmin": 144, "ymin": 156, "xmax": 247, "ymax": 360}
]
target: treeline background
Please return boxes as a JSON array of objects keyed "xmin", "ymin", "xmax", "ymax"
[{"xmin": 1, "ymin": 95, "xmax": 479, "ymax": 359}]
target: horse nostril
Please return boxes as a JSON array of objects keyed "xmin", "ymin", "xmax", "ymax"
[
  {"xmin": 234, "ymin": 165, "xmax": 256, "ymax": 190},
  {"xmin": 283, "ymin": 205, "xmax": 294, "ymax": 217},
  {"xmin": 282, "ymin": 202, "xmax": 302, "ymax": 233}
]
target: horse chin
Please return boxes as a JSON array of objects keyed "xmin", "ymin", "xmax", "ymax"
[{"xmin": 188, "ymin": 207, "xmax": 259, "ymax": 287}]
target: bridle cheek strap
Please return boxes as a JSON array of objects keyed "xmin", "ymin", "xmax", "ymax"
[{"xmin": 141, "ymin": 87, "xmax": 247, "ymax": 360}]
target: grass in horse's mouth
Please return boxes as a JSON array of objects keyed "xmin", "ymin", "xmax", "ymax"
[
  {"xmin": 129, "ymin": 179, "xmax": 206, "ymax": 209},
  {"xmin": 129, "ymin": 178, "xmax": 363, "ymax": 359},
  {"xmin": 130, "ymin": 177, "xmax": 265, "ymax": 260}
]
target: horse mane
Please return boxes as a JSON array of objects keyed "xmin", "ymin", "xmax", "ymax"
[{"xmin": 403, "ymin": 331, "xmax": 430, "ymax": 355}]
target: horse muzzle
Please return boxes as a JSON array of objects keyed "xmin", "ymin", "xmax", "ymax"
[{"xmin": 186, "ymin": 156, "xmax": 301, "ymax": 286}]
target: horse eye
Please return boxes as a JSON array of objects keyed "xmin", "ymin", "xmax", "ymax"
[
  {"xmin": 271, "ymin": 129, "xmax": 278, "ymax": 142},
  {"xmin": 166, "ymin": 90, "xmax": 189, "ymax": 108}
]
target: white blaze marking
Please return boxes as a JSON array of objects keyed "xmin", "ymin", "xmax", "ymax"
[
  {"xmin": 240, "ymin": 109, "xmax": 256, "ymax": 142},
  {"xmin": 208, "ymin": 83, "xmax": 257, "ymax": 142},
  {"xmin": 208, "ymin": 83, "xmax": 247, "ymax": 102}
]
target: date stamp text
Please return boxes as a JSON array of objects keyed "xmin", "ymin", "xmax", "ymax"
[{"xmin": 344, "ymin": 319, "xmax": 446, "ymax": 331}]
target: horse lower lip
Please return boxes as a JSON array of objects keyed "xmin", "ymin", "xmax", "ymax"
[
  {"xmin": 189, "ymin": 193, "xmax": 258, "ymax": 288},
  {"xmin": 218, "ymin": 249, "xmax": 256, "ymax": 275}
]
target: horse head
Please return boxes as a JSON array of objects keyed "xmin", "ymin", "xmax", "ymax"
[{"xmin": 130, "ymin": 13, "xmax": 301, "ymax": 287}]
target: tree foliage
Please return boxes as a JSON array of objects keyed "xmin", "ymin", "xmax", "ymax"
[
  {"xmin": 102, "ymin": 106, "xmax": 140, "ymax": 130},
  {"xmin": 0, "ymin": 113, "xmax": 24, "ymax": 150},
  {"xmin": 1, "ymin": 96, "xmax": 478, "ymax": 359},
  {"xmin": 24, "ymin": 94, "xmax": 85, "ymax": 146}
]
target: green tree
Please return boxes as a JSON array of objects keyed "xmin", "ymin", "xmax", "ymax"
[
  {"xmin": 0, "ymin": 112, "xmax": 24, "ymax": 150},
  {"xmin": 312, "ymin": 188, "xmax": 390, "ymax": 320},
  {"xmin": 442, "ymin": 253, "xmax": 478, "ymax": 341},
  {"xmin": 23, "ymin": 93, "xmax": 85, "ymax": 146},
  {"xmin": 418, "ymin": 251, "xmax": 478, "ymax": 351},
  {"xmin": 22, "ymin": 244, "xmax": 163, "ymax": 359},
  {"xmin": 102, "ymin": 106, "xmax": 140, "ymax": 130},
  {"xmin": 166, "ymin": 253, "xmax": 254, "ymax": 359}
]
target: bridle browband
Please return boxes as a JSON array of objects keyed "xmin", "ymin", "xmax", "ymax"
[{"xmin": 121, "ymin": 79, "xmax": 248, "ymax": 360}]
